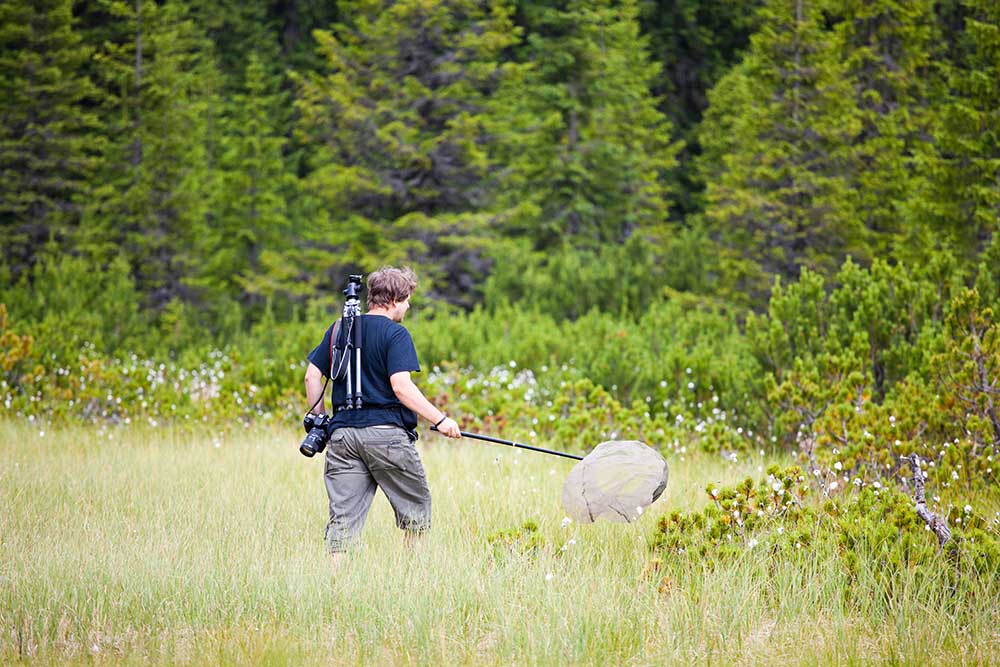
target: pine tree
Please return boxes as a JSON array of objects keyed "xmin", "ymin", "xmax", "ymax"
[
  {"xmin": 921, "ymin": 0, "xmax": 1000, "ymax": 260},
  {"xmin": 184, "ymin": 0, "xmax": 284, "ymax": 91},
  {"xmin": 698, "ymin": 0, "xmax": 863, "ymax": 304},
  {"xmin": 293, "ymin": 0, "xmax": 521, "ymax": 303},
  {"xmin": 496, "ymin": 0, "xmax": 678, "ymax": 251},
  {"xmin": 637, "ymin": 0, "xmax": 763, "ymax": 219},
  {"xmin": 80, "ymin": 0, "xmax": 222, "ymax": 308},
  {"xmin": 829, "ymin": 0, "xmax": 940, "ymax": 257},
  {"xmin": 0, "ymin": 0, "xmax": 102, "ymax": 279},
  {"xmin": 193, "ymin": 53, "xmax": 298, "ymax": 305}
]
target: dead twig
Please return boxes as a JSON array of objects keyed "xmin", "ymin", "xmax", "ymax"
[{"xmin": 902, "ymin": 454, "xmax": 951, "ymax": 548}]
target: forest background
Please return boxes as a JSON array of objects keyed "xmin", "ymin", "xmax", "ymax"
[{"xmin": 2, "ymin": 0, "xmax": 1000, "ymax": 532}]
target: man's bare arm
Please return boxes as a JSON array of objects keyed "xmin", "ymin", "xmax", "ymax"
[
  {"xmin": 304, "ymin": 362, "xmax": 326, "ymax": 414},
  {"xmin": 390, "ymin": 371, "xmax": 460, "ymax": 438}
]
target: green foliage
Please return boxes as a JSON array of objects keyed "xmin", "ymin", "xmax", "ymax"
[
  {"xmin": 746, "ymin": 257, "xmax": 997, "ymax": 492},
  {"xmin": 487, "ymin": 519, "xmax": 543, "ymax": 556},
  {"xmin": 292, "ymin": 0, "xmax": 521, "ymax": 302},
  {"xmin": 193, "ymin": 53, "xmax": 299, "ymax": 308},
  {"xmin": 699, "ymin": 0, "xmax": 865, "ymax": 303},
  {"xmin": 0, "ymin": 0, "xmax": 102, "ymax": 278},
  {"xmin": 652, "ymin": 470, "xmax": 1000, "ymax": 585},
  {"xmin": 830, "ymin": 0, "xmax": 941, "ymax": 257},
  {"xmin": 482, "ymin": 235, "xmax": 665, "ymax": 319},
  {"xmin": 495, "ymin": 0, "xmax": 679, "ymax": 252},
  {"xmin": 0, "ymin": 251, "xmax": 148, "ymax": 356},
  {"xmin": 921, "ymin": 0, "xmax": 1000, "ymax": 257},
  {"xmin": 80, "ymin": 0, "xmax": 222, "ymax": 308}
]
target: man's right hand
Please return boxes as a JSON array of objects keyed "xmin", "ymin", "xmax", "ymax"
[{"xmin": 434, "ymin": 417, "xmax": 461, "ymax": 439}]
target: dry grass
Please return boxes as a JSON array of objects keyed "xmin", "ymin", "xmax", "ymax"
[{"xmin": 1, "ymin": 419, "xmax": 998, "ymax": 665}]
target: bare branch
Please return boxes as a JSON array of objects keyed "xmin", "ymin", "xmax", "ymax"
[{"xmin": 902, "ymin": 454, "xmax": 952, "ymax": 548}]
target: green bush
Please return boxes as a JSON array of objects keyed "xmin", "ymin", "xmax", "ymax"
[{"xmin": 651, "ymin": 467, "xmax": 1000, "ymax": 587}]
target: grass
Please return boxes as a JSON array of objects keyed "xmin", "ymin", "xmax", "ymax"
[{"xmin": 1, "ymin": 419, "xmax": 998, "ymax": 666}]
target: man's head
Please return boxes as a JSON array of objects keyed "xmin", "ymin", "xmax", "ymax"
[{"xmin": 367, "ymin": 266, "xmax": 417, "ymax": 321}]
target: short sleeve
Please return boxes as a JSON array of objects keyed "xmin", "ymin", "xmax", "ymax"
[
  {"xmin": 306, "ymin": 323, "xmax": 335, "ymax": 378},
  {"xmin": 386, "ymin": 326, "xmax": 420, "ymax": 375}
]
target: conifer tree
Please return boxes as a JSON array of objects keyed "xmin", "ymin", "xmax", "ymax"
[
  {"xmin": 193, "ymin": 53, "xmax": 298, "ymax": 305},
  {"xmin": 293, "ymin": 0, "xmax": 520, "ymax": 302},
  {"xmin": 829, "ymin": 0, "xmax": 940, "ymax": 257},
  {"xmin": 496, "ymin": 0, "xmax": 678, "ymax": 251},
  {"xmin": 81, "ymin": 0, "xmax": 222, "ymax": 308},
  {"xmin": 0, "ymin": 0, "xmax": 102, "ymax": 279},
  {"xmin": 698, "ymin": 0, "xmax": 863, "ymax": 304},
  {"xmin": 922, "ymin": 0, "xmax": 1000, "ymax": 260}
]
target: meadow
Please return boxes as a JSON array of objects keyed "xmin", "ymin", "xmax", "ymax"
[{"xmin": 2, "ymin": 419, "xmax": 998, "ymax": 666}]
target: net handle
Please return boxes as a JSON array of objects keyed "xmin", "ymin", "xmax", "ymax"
[{"xmin": 431, "ymin": 427, "xmax": 583, "ymax": 461}]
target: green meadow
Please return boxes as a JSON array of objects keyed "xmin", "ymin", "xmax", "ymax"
[{"xmin": 2, "ymin": 419, "xmax": 997, "ymax": 666}]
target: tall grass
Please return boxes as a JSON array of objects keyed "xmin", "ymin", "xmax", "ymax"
[{"xmin": 2, "ymin": 420, "xmax": 997, "ymax": 666}]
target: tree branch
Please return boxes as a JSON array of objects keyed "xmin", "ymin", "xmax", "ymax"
[{"xmin": 902, "ymin": 454, "xmax": 951, "ymax": 548}]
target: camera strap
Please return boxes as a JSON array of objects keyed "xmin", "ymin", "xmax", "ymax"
[{"xmin": 328, "ymin": 318, "xmax": 344, "ymax": 381}]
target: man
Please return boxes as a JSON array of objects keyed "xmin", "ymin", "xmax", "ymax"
[{"xmin": 304, "ymin": 266, "xmax": 460, "ymax": 555}]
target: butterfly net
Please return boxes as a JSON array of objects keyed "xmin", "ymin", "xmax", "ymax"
[{"xmin": 561, "ymin": 440, "xmax": 668, "ymax": 524}]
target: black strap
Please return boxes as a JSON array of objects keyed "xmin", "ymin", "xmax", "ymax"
[{"xmin": 327, "ymin": 318, "xmax": 341, "ymax": 379}]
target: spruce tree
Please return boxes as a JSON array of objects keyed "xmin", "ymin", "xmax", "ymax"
[
  {"xmin": 698, "ymin": 0, "xmax": 863, "ymax": 304},
  {"xmin": 80, "ymin": 0, "xmax": 222, "ymax": 308},
  {"xmin": 293, "ymin": 0, "xmax": 520, "ymax": 303},
  {"xmin": 922, "ymin": 0, "xmax": 1000, "ymax": 260},
  {"xmin": 0, "ymin": 0, "xmax": 102, "ymax": 279},
  {"xmin": 496, "ymin": 0, "xmax": 678, "ymax": 251},
  {"xmin": 194, "ymin": 53, "xmax": 298, "ymax": 306},
  {"xmin": 829, "ymin": 0, "xmax": 940, "ymax": 257}
]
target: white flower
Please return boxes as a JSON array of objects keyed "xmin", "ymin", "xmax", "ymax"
[
  {"xmin": 829, "ymin": 481, "xmax": 839, "ymax": 491},
  {"xmin": 635, "ymin": 506, "xmax": 644, "ymax": 516},
  {"xmin": 834, "ymin": 462, "xmax": 842, "ymax": 471},
  {"xmin": 545, "ymin": 573, "xmax": 554, "ymax": 581},
  {"xmin": 748, "ymin": 538, "xmax": 758, "ymax": 549},
  {"xmin": 561, "ymin": 517, "xmax": 572, "ymax": 528},
  {"xmin": 964, "ymin": 505, "xmax": 972, "ymax": 513},
  {"xmin": 777, "ymin": 526, "xmax": 784, "ymax": 535},
  {"xmin": 710, "ymin": 488, "xmax": 719, "ymax": 498},
  {"xmin": 771, "ymin": 481, "xmax": 783, "ymax": 493}
]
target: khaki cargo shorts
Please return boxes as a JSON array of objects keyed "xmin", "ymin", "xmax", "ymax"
[{"xmin": 323, "ymin": 425, "xmax": 431, "ymax": 552}]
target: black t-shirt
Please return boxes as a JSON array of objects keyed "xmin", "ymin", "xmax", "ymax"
[{"xmin": 307, "ymin": 314, "xmax": 421, "ymax": 438}]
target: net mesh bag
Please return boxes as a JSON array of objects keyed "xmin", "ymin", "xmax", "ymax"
[{"xmin": 561, "ymin": 440, "xmax": 668, "ymax": 523}]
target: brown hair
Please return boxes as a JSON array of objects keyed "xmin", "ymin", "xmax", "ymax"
[{"xmin": 366, "ymin": 266, "xmax": 417, "ymax": 309}]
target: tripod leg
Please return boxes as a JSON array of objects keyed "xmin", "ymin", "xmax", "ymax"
[{"xmin": 352, "ymin": 314, "xmax": 363, "ymax": 408}]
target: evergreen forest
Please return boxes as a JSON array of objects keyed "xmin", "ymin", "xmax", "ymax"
[{"xmin": 2, "ymin": 0, "xmax": 999, "ymax": 489}]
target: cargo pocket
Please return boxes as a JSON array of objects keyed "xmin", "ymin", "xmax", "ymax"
[
  {"xmin": 323, "ymin": 431, "xmax": 354, "ymax": 474},
  {"xmin": 365, "ymin": 435, "xmax": 417, "ymax": 474}
]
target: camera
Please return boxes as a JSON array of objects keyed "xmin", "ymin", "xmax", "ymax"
[{"xmin": 300, "ymin": 412, "xmax": 336, "ymax": 457}]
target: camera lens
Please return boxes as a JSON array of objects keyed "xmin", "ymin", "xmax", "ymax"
[{"xmin": 299, "ymin": 428, "xmax": 327, "ymax": 457}]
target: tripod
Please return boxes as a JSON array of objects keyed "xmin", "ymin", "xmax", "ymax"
[{"xmin": 331, "ymin": 274, "xmax": 365, "ymax": 410}]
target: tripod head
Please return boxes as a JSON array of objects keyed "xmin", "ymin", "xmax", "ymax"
[{"xmin": 343, "ymin": 274, "xmax": 364, "ymax": 318}]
